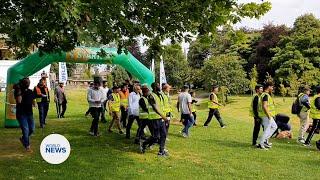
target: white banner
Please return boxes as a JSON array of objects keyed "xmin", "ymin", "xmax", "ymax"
[
  {"xmin": 159, "ymin": 56, "xmax": 167, "ymax": 88},
  {"xmin": 150, "ymin": 58, "xmax": 155, "ymax": 74},
  {"xmin": 59, "ymin": 62, "xmax": 68, "ymax": 85}
]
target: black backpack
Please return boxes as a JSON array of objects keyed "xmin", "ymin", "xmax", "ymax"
[{"xmin": 291, "ymin": 95, "xmax": 303, "ymax": 114}]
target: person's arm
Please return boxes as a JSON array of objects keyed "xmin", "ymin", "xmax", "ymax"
[
  {"xmin": 128, "ymin": 93, "xmax": 133, "ymax": 109},
  {"xmin": 262, "ymin": 95, "xmax": 272, "ymax": 119},
  {"xmin": 315, "ymin": 97, "xmax": 320, "ymax": 110},
  {"xmin": 176, "ymin": 95, "xmax": 180, "ymax": 112},
  {"xmin": 253, "ymin": 96, "xmax": 259, "ymax": 118},
  {"xmin": 187, "ymin": 94, "xmax": 192, "ymax": 114},
  {"xmin": 148, "ymin": 95, "xmax": 166, "ymax": 120},
  {"xmin": 34, "ymin": 87, "xmax": 42, "ymax": 98},
  {"xmin": 87, "ymin": 90, "xmax": 95, "ymax": 103}
]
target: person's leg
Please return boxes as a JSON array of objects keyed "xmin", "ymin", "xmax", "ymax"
[
  {"xmin": 213, "ymin": 109, "xmax": 225, "ymax": 127},
  {"xmin": 100, "ymin": 102, "xmax": 106, "ymax": 122},
  {"xmin": 61, "ymin": 101, "xmax": 67, "ymax": 117},
  {"xmin": 57, "ymin": 102, "xmax": 61, "ymax": 118},
  {"xmin": 181, "ymin": 114, "xmax": 187, "ymax": 134},
  {"xmin": 135, "ymin": 116, "xmax": 144, "ymax": 142},
  {"xmin": 192, "ymin": 112, "xmax": 197, "ymax": 125},
  {"xmin": 27, "ymin": 115, "xmax": 35, "ymax": 137},
  {"xmin": 108, "ymin": 112, "xmax": 116, "ymax": 131},
  {"xmin": 38, "ymin": 103, "xmax": 44, "ymax": 128},
  {"xmin": 305, "ymin": 119, "xmax": 320, "ymax": 145},
  {"xmin": 158, "ymin": 120, "xmax": 167, "ymax": 154},
  {"xmin": 252, "ymin": 118, "xmax": 261, "ymax": 145},
  {"xmin": 204, "ymin": 108, "xmax": 214, "ymax": 126},
  {"xmin": 138, "ymin": 119, "xmax": 147, "ymax": 141},
  {"xmin": 266, "ymin": 118, "xmax": 278, "ymax": 140},
  {"xmin": 142, "ymin": 120, "xmax": 157, "ymax": 149},
  {"xmin": 115, "ymin": 111, "xmax": 123, "ymax": 133},
  {"xmin": 185, "ymin": 114, "xmax": 194, "ymax": 136},
  {"xmin": 165, "ymin": 113, "xmax": 171, "ymax": 136},
  {"xmin": 259, "ymin": 117, "xmax": 271, "ymax": 146},
  {"xmin": 126, "ymin": 115, "xmax": 135, "ymax": 138},
  {"xmin": 92, "ymin": 108, "xmax": 100, "ymax": 136},
  {"xmin": 298, "ymin": 112, "xmax": 309, "ymax": 141},
  {"xmin": 43, "ymin": 102, "xmax": 49, "ymax": 124},
  {"xmin": 18, "ymin": 115, "xmax": 28, "ymax": 148},
  {"xmin": 120, "ymin": 106, "xmax": 127, "ymax": 128}
]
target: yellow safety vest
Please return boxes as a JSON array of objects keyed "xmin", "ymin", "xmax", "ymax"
[
  {"xmin": 310, "ymin": 94, "xmax": 320, "ymax": 119},
  {"xmin": 139, "ymin": 96, "xmax": 150, "ymax": 120},
  {"xmin": 161, "ymin": 92, "xmax": 172, "ymax": 114},
  {"xmin": 148, "ymin": 92, "xmax": 163, "ymax": 119},
  {"xmin": 249, "ymin": 94, "xmax": 260, "ymax": 117},
  {"xmin": 110, "ymin": 93, "xmax": 120, "ymax": 112},
  {"xmin": 208, "ymin": 93, "xmax": 219, "ymax": 109},
  {"xmin": 192, "ymin": 99, "xmax": 197, "ymax": 113},
  {"xmin": 258, "ymin": 92, "xmax": 276, "ymax": 117}
]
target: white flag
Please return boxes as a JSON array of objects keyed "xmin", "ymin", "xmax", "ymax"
[
  {"xmin": 159, "ymin": 56, "xmax": 167, "ymax": 88},
  {"xmin": 150, "ymin": 58, "xmax": 155, "ymax": 73},
  {"xmin": 59, "ymin": 62, "xmax": 68, "ymax": 85}
]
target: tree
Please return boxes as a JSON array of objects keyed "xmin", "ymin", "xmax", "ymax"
[
  {"xmin": 111, "ymin": 66, "xmax": 129, "ymax": 86},
  {"xmin": 201, "ymin": 54, "xmax": 249, "ymax": 94},
  {"xmin": 0, "ymin": 1, "xmax": 271, "ymax": 57},
  {"xmin": 279, "ymin": 78, "xmax": 287, "ymax": 102},
  {"xmin": 287, "ymin": 71, "xmax": 300, "ymax": 98},
  {"xmin": 249, "ymin": 65, "xmax": 258, "ymax": 95}
]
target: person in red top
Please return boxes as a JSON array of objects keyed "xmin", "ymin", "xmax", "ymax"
[{"xmin": 34, "ymin": 79, "xmax": 50, "ymax": 128}]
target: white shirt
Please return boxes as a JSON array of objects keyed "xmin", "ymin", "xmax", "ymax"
[
  {"xmin": 87, "ymin": 88, "xmax": 106, "ymax": 107},
  {"xmin": 100, "ymin": 86, "xmax": 109, "ymax": 102},
  {"xmin": 128, "ymin": 91, "xmax": 141, "ymax": 116},
  {"xmin": 178, "ymin": 92, "xmax": 192, "ymax": 114}
]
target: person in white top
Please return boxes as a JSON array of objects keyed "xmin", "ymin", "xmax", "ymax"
[
  {"xmin": 177, "ymin": 85, "xmax": 194, "ymax": 137},
  {"xmin": 100, "ymin": 81, "xmax": 109, "ymax": 123},
  {"xmin": 87, "ymin": 81, "xmax": 105, "ymax": 136},
  {"xmin": 126, "ymin": 84, "xmax": 142, "ymax": 143}
]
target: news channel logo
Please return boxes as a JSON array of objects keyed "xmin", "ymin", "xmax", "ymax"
[{"xmin": 40, "ymin": 134, "xmax": 71, "ymax": 164}]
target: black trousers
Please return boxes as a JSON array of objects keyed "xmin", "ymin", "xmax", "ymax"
[
  {"xmin": 252, "ymin": 117, "xmax": 262, "ymax": 145},
  {"xmin": 204, "ymin": 108, "xmax": 225, "ymax": 127},
  {"xmin": 100, "ymin": 101, "xmax": 107, "ymax": 121},
  {"xmin": 126, "ymin": 115, "xmax": 143, "ymax": 139},
  {"xmin": 142, "ymin": 119, "xmax": 167, "ymax": 153},
  {"xmin": 38, "ymin": 102, "xmax": 49, "ymax": 127},
  {"xmin": 165, "ymin": 112, "xmax": 171, "ymax": 135},
  {"xmin": 57, "ymin": 101, "xmax": 67, "ymax": 118},
  {"xmin": 139, "ymin": 119, "xmax": 154, "ymax": 139},
  {"xmin": 90, "ymin": 107, "xmax": 102, "ymax": 136},
  {"xmin": 192, "ymin": 112, "xmax": 197, "ymax": 124},
  {"xmin": 305, "ymin": 119, "xmax": 320, "ymax": 145},
  {"xmin": 120, "ymin": 106, "xmax": 128, "ymax": 128}
]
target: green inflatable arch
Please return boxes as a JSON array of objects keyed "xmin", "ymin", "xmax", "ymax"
[{"xmin": 4, "ymin": 47, "xmax": 154, "ymax": 127}]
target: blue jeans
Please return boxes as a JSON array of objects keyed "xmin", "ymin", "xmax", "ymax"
[
  {"xmin": 181, "ymin": 114, "xmax": 195, "ymax": 135},
  {"xmin": 38, "ymin": 102, "xmax": 49, "ymax": 127},
  {"xmin": 18, "ymin": 114, "xmax": 35, "ymax": 148}
]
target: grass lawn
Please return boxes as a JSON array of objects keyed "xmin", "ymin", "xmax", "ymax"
[{"xmin": 0, "ymin": 89, "xmax": 320, "ymax": 179}]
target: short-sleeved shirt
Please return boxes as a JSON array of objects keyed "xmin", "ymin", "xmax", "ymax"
[
  {"xmin": 16, "ymin": 89, "xmax": 34, "ymax": 116},
  {"xmin": 178, "ymin": 92, "xmax": 192, "ymax": 114}
]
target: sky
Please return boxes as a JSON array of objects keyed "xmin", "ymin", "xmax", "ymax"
[{"xmin": 141, "ymin": 0, "xmax": 320, "ymax": 53}]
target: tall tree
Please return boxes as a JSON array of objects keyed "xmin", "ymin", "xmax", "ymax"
[{"xmin": 0, "ymin": 0, "xmax": 271, "ymax": 57}]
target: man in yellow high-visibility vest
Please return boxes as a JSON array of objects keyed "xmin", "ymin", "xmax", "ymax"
[
  {"xmin": 304, "ymin": 86, "xmax": 320, "ymax": 147},
  {"xmin": 161, "ymin": 83, "xmax": 172, "ymax": 136},
  {"xmin": 108, "ymin": 86, "xmax": 123, "ymax": 134},
  {"xmin": 204, "ymin": 85, "xmax": 225, "ymax": 128},
  {"xmin": 119, "ymin": 84, "xmax": 129, "ymax": 128},
  {"xmin": 257, "ymin": 81, "xmax": 277, "ymax": 150}
]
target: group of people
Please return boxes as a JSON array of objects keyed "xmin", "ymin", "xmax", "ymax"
[
  {"xmin": 13, "ymin": 72, "xmax": 67, "ymax": 152},
  {"xmin": 250, "ymin": 82, "xmax": 320, "ymax": 150}
]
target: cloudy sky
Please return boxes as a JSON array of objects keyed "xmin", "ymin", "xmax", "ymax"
[{"xmin": 235, "ymin": 0, "xmax": 320, "ymax": 29}]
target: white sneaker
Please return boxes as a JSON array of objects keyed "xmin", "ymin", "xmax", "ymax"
[
  {"xmin": 182, "ymin": 132, "xmax": 188, "ymax": 138},
  {"xmin": 257, "ymin": 144, "xmax": 269, "ymax": 150},
  {"xmin": 298, "ymin": 139, "xmax": 305, "ymax": 144}
]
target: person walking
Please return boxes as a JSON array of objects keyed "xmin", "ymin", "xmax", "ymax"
[
  {"xmin": 34, "ymin": 79, "xmax": 50, "ymax": 128},
  {"xmin": 204, "ymin": 85, "xmax": 226, "ymax": 128},
  {"xmin": 119, "ymin": 84, "xmax": 129, "ymax": 128},
  {"xmin": 177, "ymin": 85, "xmax": 194, "ymax": 137},
  {"xmin": 250, "ymin": 84, "xmax": 263, "ymax": 146},
  {"xmin": 100, "ymin": 81, "xmax": 109, "ymax": 123},
  {"xmin": 140, "ymin": 83, "xmax": 168, "ymax": 157},
  {"xmin": 297, "ymin": 86, "xmax": 311, "ymax": 144},
  {"xmin": 14, "ymin": 77, "xmax": 35, "ymax": 152},
  {"xmin": 54, "ymin": 82, "xmax": 67, "ymax": 118},
  {"xmin": 304, "ymin": 86, "xmax": 320, "ymax": 146},
  {"xmin": 257, "ymin": 82, "xmax": 278, "ymax": 150},
  {"xmin": 108, "ymin": 86, "xmax": 123, "ymax": 134},
  {"xmin": 88, "ymin": 81, "xmax": 105, "ymax": 136},
  {"xmin": 161, "ymin": 84, "xmax": 173, "ymax": 136},
  {"xmin": 126, "ymin": 84, "xmax": 142, "ymax": 143}
]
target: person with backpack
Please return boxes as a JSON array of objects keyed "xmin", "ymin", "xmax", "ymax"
[
  {"xmin": 250, "ymin": 84, "xmax": 263, "ymax": 146},
  {"xmin": 304, "ymin": 86, "xmax": 320, "ymax": 147},
  {"xmin": 296, "ymin": 87, "xmax": 311, "ymax": 144}
]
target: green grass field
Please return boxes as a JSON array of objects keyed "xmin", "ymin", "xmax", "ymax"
[{"xmin": 0, "ymin": 89, "xmax": 320, "ymax": 179}]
